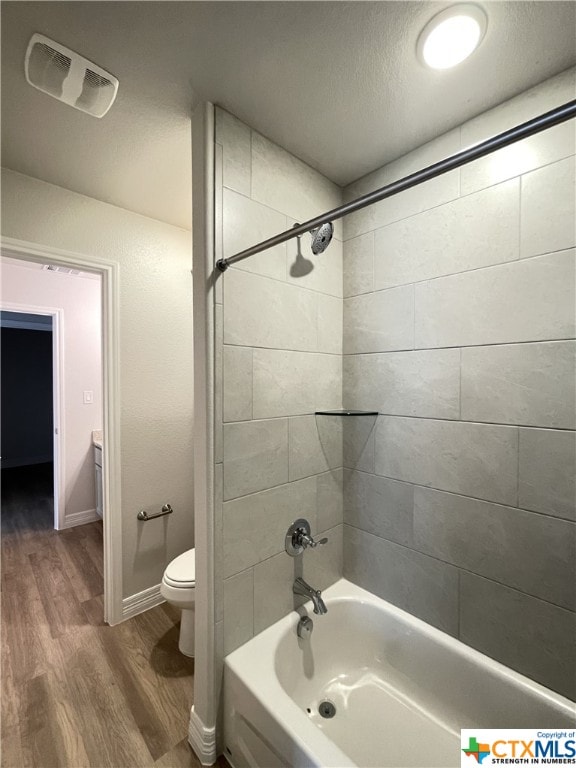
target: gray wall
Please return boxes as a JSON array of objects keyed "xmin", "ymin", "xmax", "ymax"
[
  {"xmin": 341, "ymin": 68, "xmax": 576, "ymax": 700},
  {"xmin": 1, "ymin": 325, "xmax": 53, "ymax": 467},
  {"xmin": 215, "ymin": 108, "xmax": 345, "ymax": 655}
]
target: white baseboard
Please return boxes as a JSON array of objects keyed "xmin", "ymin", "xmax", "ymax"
[
  {"xmin": 122, "ymin": 583, "xmax": 164, "ymax": 620},
  {"xmin": 188, "ymin": 707, "xmax": 217, "ymax": 766},
  {"xmin": 60, "ymin": 508, "xmax": 100, "ymax": 529}
]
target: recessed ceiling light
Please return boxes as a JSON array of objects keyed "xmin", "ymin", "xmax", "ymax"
[{"xmin": 417, "ymin": 4, "xmax": 487, "ymax": 70}]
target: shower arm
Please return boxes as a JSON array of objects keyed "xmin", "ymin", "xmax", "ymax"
[{"xmin": 216, "ymin": 98, "xmax": 576, "ymax": 273}]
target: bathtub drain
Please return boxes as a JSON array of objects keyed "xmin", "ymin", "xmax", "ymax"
[{"xmin": 318, "ymin": 700, "xmax": 336, "ymax": 718}]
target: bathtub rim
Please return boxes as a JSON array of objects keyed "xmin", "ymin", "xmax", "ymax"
[{"xmin": 223, "ymin": 577, "xmax": 575, "ymax": 767}]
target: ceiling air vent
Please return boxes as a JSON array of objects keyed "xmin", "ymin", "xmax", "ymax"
[{"xmin": 25, "ymin": 34, "xmax": 119, "ymax": 118}]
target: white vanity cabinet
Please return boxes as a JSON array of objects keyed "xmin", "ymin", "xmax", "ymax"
[{"xmin": 94, "ymin": 444, "xmax": 103, "ymax": 518}]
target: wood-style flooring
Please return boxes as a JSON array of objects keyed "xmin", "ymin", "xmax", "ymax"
[{"xmin": 1, "ymin": 464, "xmax": 228, "ymax": 768}]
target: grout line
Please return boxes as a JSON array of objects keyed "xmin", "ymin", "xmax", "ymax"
[
  {"xmin": 344, "ymin": 466, "xmax": 576, "ymax": 523},
  {"xmin": 516, "ymin": 427, "xmax": 521, "ymax": 508},
  {"xmin": 286, "ymin": 417, "xmax": 291, "ymax": 483},
  {"xmin": 459, "ymin": 348, "xmax": 463, "ymax": 420},
  {"xmin": 221, "ymin": 184, "xmax": 344, "ymax": 245},
  {"xmin": 412, "ymin": 283, "xmax": 416, "ymax": 350},
  {"xmin": 222, "ymin": 411, "xmax": 575, "ymax": 434},
  {"xmin": 227, "ymin": 263, "xmax": 344, "ymax": 300},
  {"xmin": 249, "ymin": 129, "xmax": 254, "ymax": 200},
  {"xmin": 227, "ymin": 409, "xmax": 576, "ymax": 434},
  {"xmin": 223, "ymin": 342, "xmax": 342, "ymax": 357},
  {"xmin": 341, "ymin": 337, "xmax": 576, "ymax": 356},
  {"xmin": 341, "ymin": 151, "xmax": 575, "ymax": 243},
  {"xmin": 343, "ymin": 523, "xmax": 575, "ymax": 613},
  {"xmin": 517, "ymin": 173, "xmax": 523, "ymax": 261},
  {"xmin": 457, "ymin": 570, "xmax": 461, "ymax": 640},
  {"xmin": 250, "ymin": 347, "xmax": 254, "ymax": 422},
  {"xmin": 342, "ymin": 246, "xmax": 574, "ymax": 296},
  {"xmin": 457, "ymin": 126, "xmax": 462, "ymax": 199}
]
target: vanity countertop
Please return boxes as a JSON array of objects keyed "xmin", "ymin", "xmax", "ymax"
[{"xmin": 92, "ymin": 430, "xmax": 103, "ymax": 449}]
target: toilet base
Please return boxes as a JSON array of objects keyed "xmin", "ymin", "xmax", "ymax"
[{"xmin": 179, "ymin": 607, "xmax": 195, "ymax": 657}]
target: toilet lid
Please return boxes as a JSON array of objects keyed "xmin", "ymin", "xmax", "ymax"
[{"xmin": 164, "ymin": 548, "xmax": 196, "ymax": 588}]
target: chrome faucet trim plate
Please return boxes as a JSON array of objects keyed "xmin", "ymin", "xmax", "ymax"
[{"xmin": 285, "ymin": 519, "xmax": 328, "ymax": 557}]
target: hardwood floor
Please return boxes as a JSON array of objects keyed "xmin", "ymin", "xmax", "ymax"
[{"xmin": 1, "ymin": 465, "xmax": 228, "ymax": 768}]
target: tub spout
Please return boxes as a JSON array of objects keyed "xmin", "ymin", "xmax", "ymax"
[{"xmin": 293, "ymin": 577, "xmax": 327, "ymax": 615}]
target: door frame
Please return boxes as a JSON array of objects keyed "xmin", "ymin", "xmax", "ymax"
[
  {"xmin": 1, "ymin": 237, "xmax": 123, "ymax": 625},
  {"xmin": 0, "ymin": 301, "xmax": 65, "ymax": 528}
]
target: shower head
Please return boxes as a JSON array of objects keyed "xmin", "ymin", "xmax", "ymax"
[{"xmin": 310, "ymin": 222, "xmax": 334, "ymax": 254}]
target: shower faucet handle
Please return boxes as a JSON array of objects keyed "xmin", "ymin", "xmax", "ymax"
[{"xmin": 285, "ymin": 519, "xmax": 328, "ymax": 557}]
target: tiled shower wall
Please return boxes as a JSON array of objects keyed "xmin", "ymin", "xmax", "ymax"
[
  {"xmin": 341, "ymin": 68, "xmax": 576, "ymax": 700},
  {"xmin": 215, "ymin": 108, "xmax": 345, "ymax": 655}
]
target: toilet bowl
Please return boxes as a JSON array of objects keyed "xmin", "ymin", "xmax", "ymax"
[{"xmin": 160, "ymin": 548, "xmax": 196, "ymax": 657}]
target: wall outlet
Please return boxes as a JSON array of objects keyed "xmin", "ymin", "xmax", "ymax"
[{"xmin": 83, "ymin": 390, "xmax": 94, "ymax": 404}]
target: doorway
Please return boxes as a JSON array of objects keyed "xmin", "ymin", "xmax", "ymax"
[{"xmin": 0, "ymin": 240, "xmax": 122, "ymax": 625}]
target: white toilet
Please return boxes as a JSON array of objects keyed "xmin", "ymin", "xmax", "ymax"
[{"xmin": 160, "ymin": 548, "xmax": 196, "ymax": 657}]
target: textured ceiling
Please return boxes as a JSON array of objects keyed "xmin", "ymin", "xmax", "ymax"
[{"xmin": 2, "ymin": 1, "xmax": 575, "ymax": 230}]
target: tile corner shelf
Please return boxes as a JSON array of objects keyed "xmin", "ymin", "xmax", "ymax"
[{"xmin": 315, "ymin": 410, "xmax": 379, "ymax": 416}]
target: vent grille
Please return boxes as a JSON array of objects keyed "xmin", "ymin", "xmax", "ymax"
[
  {"xmin": 36, "ymin": 42, "xmax": 71, "ymax": 72},
  {"xmin": 84, "ymin": 69, "xmax": 112, "ymax": 89},
  {"xmin": 76, "ymin": 68, "xmax": 115, "ymax": 112},
  {"xmin": 27, "ymin": 41, "xmax": 71, "ymax": 98},
  {"xmin": 25, "ymin": 34, "xmax": 118, "ymax": 117}
]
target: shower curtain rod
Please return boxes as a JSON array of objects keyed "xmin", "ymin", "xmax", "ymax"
[{"xmin": 216, "ymin": 98, "xmax": 576, "ymax": 272}]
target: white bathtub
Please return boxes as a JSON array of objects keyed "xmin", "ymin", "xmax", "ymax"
[{"xmin": 223, "ymin": 579, "xmax": 575, "ymax": 768}]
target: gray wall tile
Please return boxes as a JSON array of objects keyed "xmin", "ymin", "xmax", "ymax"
[
  {"xmin": 251, "ymin": 130, "xmax": 343, "ymax": 239},
  {"xmin": 461, "ymin": 341, "xmax": 576, "ymax": 429},
  {"xmin": 317, "ymin": 293, "xmax": 343, "ymax": 355},
  {"xmin": 344, "ymin": 470, "xmax": 414, "ymax": 547},
  {"xmin": 342, "ymin": 416, "xmax": 377, "ymax": 472},
  {"xmin": 317, "ymin": 468, "xmax": 344, "ymax": 532},
  {"xmin": 304, "ymin": 523, "xmax": 343, "ymax": 593},
  {"xmin": 214, "ymin": 304, "xmax": 223, "ymax": 463},
  {"xmin": 375, "ymin": 416, "xmax": 518, "ymax": 506},
  {"xmin": 286, "ymin": 230, "xmax": 344, "ymax": 298},
  {"xmin": 521, "ymin": 157, "xmax": 576, "ymax": 258},
  {"xmin": 223, "ymin": 188, "xmax": 287, "ymax": 280},
  {"xmin": 223, "ymin": 345, "xmax": 253, "ymax": 422},
  {"xmin": 344, "ymin": 232, "xmax": 374, "ymax": 297},
  {"xmin": 253, "ymin": 349, "xmax": 341, "ymax": 419},
  {"xmin": 224, "ymin": 269, "xmax": 317, "ymax": 352},
  {"xmin": 215, "ymin": 108, "xmax": 251, "ymax": 196},
  {"xmin": 344, "ymin": 349, "xmax": 460, "ymax": 419},
  {"xmin": 460, "ymin": 69, "xmax": 576, "ymax": 195},
  {"xmin": 414, "ymin": 487, "xmax": 575, "ymax": 610},
  {"xmin": 461, "ymin": 121, "xmax": 576, "ymax": 196},
  {"xmin": 343, "ymin": 525, "xmax": 459, "ymax": 635},
  {"xmin": 223, "ymin": 569, "xmax": 254, "ymax": 655},
  {"xmin": 460, "ymin": 572, "xmax": 576, "ymax": 700},
  {"xmin": 374, "ymin": 179, "xmax": 520, "ymax": 290},
  {"xmin": 214, "ymin": 463, "xmax": 224, "ymax": 623},
  {"xmin": 415, "ymin": 251, "xmax": 576, "ymax": 348},
  {"xmin": 223, "ymin": 477, "xmax": 317, "ymax": 577},
  {"xmin": 460, "ymin": 68, "xmax": 576, "ymax": 149},
  {"xmin": 344, "ymin": 130, "xmax": 461, "ymax": 241},
  {"xmin": 344, "ymin": 285, "xmax": 414, "ymax": 353},
  {"xmin": 339, "ymin": 419, "xmax": 372, "ymax": 467},
  {"xmin": 223, "ymin": 418, "xmax": 288, "ymax": 499},
  {"xmin": 253, "ymin": 552, "xmax": 296, "ymax": 634},
  {"xmin": 288, "ymin": 415, "xmax": 342, "ymax": 481},
  {"xmin": 519, "ymin": 428, "xmax": 576, "ymax": 521}
]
